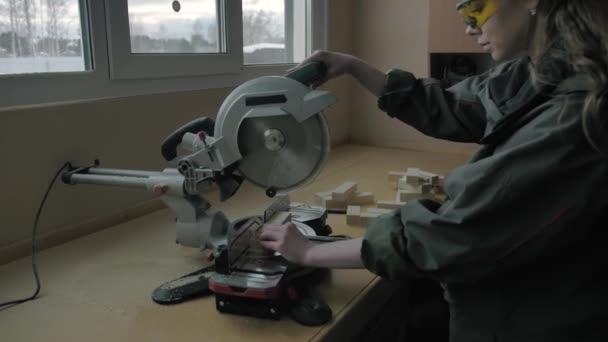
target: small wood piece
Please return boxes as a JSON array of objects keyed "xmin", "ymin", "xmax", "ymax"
[
  {"xmin": 397, "ymin": 189, "xmax": 424, "ymax": 202},
  {"xmin": 438, "ymin": 175, "xmax": 445, "ymax": 185},
  {"xmin": 349, "ymin": 191, "xmax": 375, "ymax": 205},
  {"xmin": 398, "ymin": 179, "xmax": 420, "ymax": 192},
  {"xmin": 404, "ymin": 174, "xmax": 423, "ymax": 186},
  {"xmin": 421, "ymin": 183, "xmax": 433, "ymax": 194},
  {"xmin": 405, "ymin": 168, "xmax": 422, "ymax": 176},
  {"xmin": 321, "ymin": 195, "xmax": 347, "ymax": 211},
  {"xmin": 388, "ymin": 171, "xmax": 407, "ymax": 183},
  {"xmin": 366, "ymin": 208, "xmax": 393, "ymax": 215},
  {"xmin": 266, "ymin": 211, "xmax": 291, "ymax": 225},
  {"xmin": 346, "ymin": 206, "xmax": 361, "ymax": 226},
  {"xmin": 314, "ymin": 191, "xmax": 333, "ymax": 205},
  {"xmin": 377, "ymin": 200, "xmax": 407, "ymax": 210},
  {"xmin": 332, "ymin": 181, "xmax": 358, "ymax": 202}
]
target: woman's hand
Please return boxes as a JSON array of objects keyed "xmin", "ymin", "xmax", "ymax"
[
  {"xmin": 257, "ymin": 223, "xmax": 314, "ymax": 264},
  {"xmin": 288, "ymin": 50, "xmax": 387, "ymax": 96},
  {"xmin": 258, "ymin": 223, "xmax": 365, "ymax": 269},
  {"xmin": 288, "ymin": 50, "xmax": 356, "ymax": 88}
]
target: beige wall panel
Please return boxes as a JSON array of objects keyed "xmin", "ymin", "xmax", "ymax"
[{"xmin": 348, "ymin": 0, "xmax": 477, "ymax": 154}]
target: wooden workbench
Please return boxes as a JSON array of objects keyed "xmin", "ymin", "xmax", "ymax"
[{"xmin": 0, "ymin": 144, "xmax": 470, "ymax": 342}]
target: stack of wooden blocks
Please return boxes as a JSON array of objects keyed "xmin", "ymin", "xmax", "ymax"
[
  {"xmin": 389, "ymin": 168, "xmax": 445, "ymax": 203},
  {"xmin": 315, "ymin": 169, "xmax": 445, "ymax": 228},
  {"xmin": 314, "ymin": 181, "xmax": 375, "ymax": 212},
  {"xmin": 346, "ymin": 206, "xmax": 393, "ymax": 227},
  {"xmin": 345, "ymin": 168, "xmax": 446, "ymax": 227}
]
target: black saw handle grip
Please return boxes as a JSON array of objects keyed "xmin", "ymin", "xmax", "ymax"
[
  {"xmin": 285, "ymin": 62, "xmax": 328, "ymax": 87},
  {"xmin": 161, "ymin": 117, "xmax": 215, "ymax": 161}
]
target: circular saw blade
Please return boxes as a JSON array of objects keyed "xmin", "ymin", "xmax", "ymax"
[{"xmin": 237, "ymin": 113, "xmax": 329, "ymax": 193}]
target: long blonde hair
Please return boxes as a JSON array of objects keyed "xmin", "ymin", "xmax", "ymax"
[{"xmin": 534, "ymin": 1, "xmax": 608, "ymax": 154}]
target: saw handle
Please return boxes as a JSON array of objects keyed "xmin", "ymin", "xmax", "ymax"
[
  {"xmin": 161, "ymin": 117, "xmax": 215, "ymax": 161},
  {"xmin": 285, "ymin": 62, "xmax": 328, "ymax": 87}
]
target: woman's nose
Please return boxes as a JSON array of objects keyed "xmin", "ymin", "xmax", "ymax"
[{"xmin": 465, "ymin": 25, "xmax": 481, "ymax": 36}]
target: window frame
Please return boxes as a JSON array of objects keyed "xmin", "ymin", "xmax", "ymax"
[
  {"xmin": 106, "ymin": 0, "xmax": 244, "ymax": 80},
  {"xmin": 0, "ymin": 0, "xmax": 328, "ymax": 110}
]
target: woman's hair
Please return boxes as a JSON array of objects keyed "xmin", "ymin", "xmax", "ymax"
[{"xmin": 534, "ymin": 1, "xmax": 608, "ymax": 155}]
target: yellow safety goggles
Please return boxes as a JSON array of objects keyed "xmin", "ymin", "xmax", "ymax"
[{"xmin": 456, "ymin": 0, "xmax": 498, "ymax": 29}]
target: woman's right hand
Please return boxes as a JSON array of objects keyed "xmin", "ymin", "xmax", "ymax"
[
  {"xmin": 288, "ymin": 50, "xmax": 356, "ymax": 88},
  {"xmin": 289, "ymin": 50, "xmax": 387, "ymax": 97}
]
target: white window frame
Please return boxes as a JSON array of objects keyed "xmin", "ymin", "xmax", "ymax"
[
  {"xmin": 0, "ymin": 0, "xmax": 328, "ymax": 110},
  {"xmin": 106, "ymin": 0, "xmax": 243, "ymax": 80}
]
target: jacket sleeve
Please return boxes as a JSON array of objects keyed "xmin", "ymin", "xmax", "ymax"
[
  {"xmin": 362, "ymin": 95, "xmax": 608, "ymax": 284},
  {"xmin": 378, "ymin": 68, "xmax": 492, "ymax": 143}
]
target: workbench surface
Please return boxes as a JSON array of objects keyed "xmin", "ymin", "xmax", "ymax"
[{"xmin": 0, "ymin": 144, "xmax": 470, "ymax": 342}]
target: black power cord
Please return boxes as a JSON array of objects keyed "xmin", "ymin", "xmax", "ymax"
[{"xmin": 0, "ymin": 162, "xmax": 71, "ymax": 309}]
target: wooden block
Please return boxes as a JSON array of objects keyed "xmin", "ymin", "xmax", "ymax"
[
  {"xmin": 421, "ymin": 183, "xmax": 433, "ymax": 194},
  {"xmin": 377, "ymin": 200, "xmax": 407, "ymax": 209},
  {"xmin": 397, "ymin": 189, "xmax": 424, "ymax": 202},
  {"xmin": 404, "ymin": 174, "xmax": 424, "ymax": 186},
  {"xmin": 366, "ymin": 208, "xmax": 393, "ymax": 215},
  {"xmin": 360, "ymin": 212, "xmax": 381, "ymax": 226},
  {"xmin": 266, "ymin": 211, "xmax": 291, "ymax": 225},
  {"xmin": 321, "ymin": 196, "xmax": 347, "ymax": 211},
  {"xmin": 405, "ymin": 168, "xmax": 422, "ymax": 177},
  {"xmin": 332, "ymin": 181, "xmax": 358, "ymax": 202},
  {"xmin": 388, "ymin": 171, "xmax": 407, "ymax": 183},
  {"xmin": 419, "ymin": 170, "xmax": 438, "ymax": 178},
  {"xmin": 398, "ymin": 179, "xmax": 420, "ymax": 192},
  {"xmin": 315, "ymin": 191, "xmax": 332, "ymax": 200},
  {"xmin": 348, "ymin": 191, "xmax": 375, "ymax": 205},
  {"xmin": 346, "ymin": 206, "xmax": 361, "ymax": 226},
  {"xmin": 314, "ymin": 191, "xmax": 333, "ymax": 205}
]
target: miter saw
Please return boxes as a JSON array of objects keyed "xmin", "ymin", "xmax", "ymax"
[{"xmin": 62, "ymin": 62, "xmax": 347, "ymax": 325}]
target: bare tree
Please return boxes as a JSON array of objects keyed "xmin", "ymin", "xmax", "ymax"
[
  {"xmin": 206, "ymin": 22, "xmax": 218, "ymax": 48},
  {"xmin": 242, "ymin": 9, "xmax": 282, "ymax": 46},
  {"xmin": 8, "ymin": 0, "xmax": 20, "ymax": 55},
  {"xmin": 46, "ymin": 0, "xmax": 68, "ymax": 56},
  {"xmin": 0, "ymin": 1, "xmax": 7, "ymax": 32},
  {"xmin": 192, "ymin": 18, "xmax": 205, "ymax": 37},
  {"xmin": 23, "ymin": 0, "xmax": 36, "ymax": 55}
]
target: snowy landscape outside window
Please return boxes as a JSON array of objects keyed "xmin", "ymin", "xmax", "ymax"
[
  {"xmin": 242, "ymin": 0, "xmax": 307, "ymax": 65},
  {"xmin": 125, "ymin": 0, "xmax": 306, "ymax": 65},
  {"xmin": 127, "ymin": 0, "xmax": 222, "ymax": 54},
  {"xmin": 0, "ymin": 0, "xmax": 90, "ymax": 75}
]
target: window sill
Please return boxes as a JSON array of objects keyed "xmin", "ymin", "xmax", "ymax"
[{"xmin": 0, "ymin": 64, "xmax": 297, "ymax": 112}]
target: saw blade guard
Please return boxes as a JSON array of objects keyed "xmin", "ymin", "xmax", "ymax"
[{"xmin": 211, "ymin": 72, "xmax": 336, "ymax": 193}]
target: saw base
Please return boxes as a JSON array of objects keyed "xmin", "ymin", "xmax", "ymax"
[{"xmin": 215, "ymin": 293, "xmax": 283, "ymax": 320}]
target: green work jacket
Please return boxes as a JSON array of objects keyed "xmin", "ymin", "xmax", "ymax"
[{"xmin": 361, "ymin": 57, "xmax": 608, "ymax": 341}]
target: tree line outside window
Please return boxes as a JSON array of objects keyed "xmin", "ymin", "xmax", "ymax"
[{"xmin": 0, "ymin": 0, "xmax": 285, "ymax": 63}]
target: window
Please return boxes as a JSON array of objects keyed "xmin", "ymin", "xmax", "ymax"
[
  {"xmin": 243, "ymin": 0, "xmax": 307, "ymax": 65},
  {"xmin": 0, "ymin": 0, "xmax": 91, "ymax": 75},
  {"xmin": 128, "ymin": 0, "xmax": 223, "ymax": 55},
  {"xmin": 106, "ymin": 0, "xmax": 242, "ymax": 79},
  {"xmin": 0, "ymin": 0, "xmax": 328, "ymax": 109}
]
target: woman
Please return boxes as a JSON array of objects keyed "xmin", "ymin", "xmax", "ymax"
[{"xmin": 259, "ymin": 1, "xmax": 608, "ymax": 340}]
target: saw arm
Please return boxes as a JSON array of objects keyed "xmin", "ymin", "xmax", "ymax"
[{"xmin": 63, "ymin": 164, "xmax": 230, "ymax": 252}]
